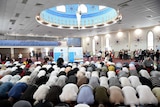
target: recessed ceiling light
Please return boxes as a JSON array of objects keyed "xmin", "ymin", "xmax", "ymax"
[
  {"xmin": 146, "ymin": 15, "xmax": 152, "ymax": 18},
  {"xmin": 22, "ymin": 0, "xmax": 28, "ymax": 4}
]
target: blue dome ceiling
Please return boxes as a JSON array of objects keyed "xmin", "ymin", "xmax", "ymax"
[{"xmin": 36, "ymin": 4, "xmax": 122, "ymax": 30}]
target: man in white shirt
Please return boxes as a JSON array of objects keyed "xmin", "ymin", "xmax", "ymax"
[
  {"xmin": 18, "ymin": 53, "xmax": 23, "ymax": 63},
  {"xmin": 97, "ymin": 51, "xmax": 102, "ymax": 60}
]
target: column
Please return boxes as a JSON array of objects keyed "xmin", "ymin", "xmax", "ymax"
[
  {"xmin": 128, "ymin": 31, "xmax": 131, "ymax": 49},
  {"xmin": 92, "ymin": 38, "xmax": 95, "ymax": 55},
  {"xmin": 11, "ymin": 48, "xmax": 14, "ymax": 59}
]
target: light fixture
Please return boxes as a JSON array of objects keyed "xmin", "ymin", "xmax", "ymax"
[
  {"xmin": 117, "ymin": 32, "xmax": 123, "ymax": 37},
  {"xmin": 94, "ymin": 36, "xmax": 99, "ymax": 41},
  {"xmin": 86, "ymin": 37, "xmax": 90, "ymax": 42},
  {"xmin": 29, "ymin": 47, "xmax": 34, "ymax": 52},
  {"xmin": 154, "ymin": 26, "xmax": 160, "ymax": 32},
  {"xmin": 36, "ymin": 4, "xmax": 122, "ymax": 30},
  {"xmin": 105, "ymin": 34, "xmax": 111, "ymax": 38},
  {"xmin": 135, "ymin": 29, "xmax": 142, "ymax": 35}
]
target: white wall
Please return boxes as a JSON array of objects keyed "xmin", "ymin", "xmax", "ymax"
[
  {"xmin": 82, "ymin": 25, "xmax": 160, "ymax": 56},
  {"xmin": 109, "ymin": 32, "xmax": 129, "ymax": 51},
  {"xmin": 82, "ymin": 37, "xmax": 92, "ymax": 53}
]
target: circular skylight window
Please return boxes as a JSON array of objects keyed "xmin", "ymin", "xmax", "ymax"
[{"xmin": 36, "ymin": 4, "xmax": 122, "ymax": 30}]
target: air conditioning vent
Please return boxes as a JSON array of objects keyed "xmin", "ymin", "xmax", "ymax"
[
  {"xmin": 15, "ymin": 13, "xmax": 20, "ymax": 17},
  {"xmin": 22, "ymin": 0, "xmax": 28, "ymax": 4},
  {"xmin": 36, "ymin": 25, "xmax": 40, "ymax": 27},
  {"xmin": 0, "ymin": 33, "xmax": 4, "ymax": 36},
  {"xmin": 35, "ymin": 3, "xmax": 43, "ymax": 6},
  {"xmin": 120, "ymin": 3, "xmax": 129, "ymax": 8},
  {"xmin": 117, "ymin": 20, "xmax": 122, "ymax": 24},
  {"xmin": 118, "ymin": 0, "xmax": 132, "ymax": 8},
  {"xmin": 25, "ymin": 16, "xmax": 31, "ymax": 19},
  {"xmin": 10, "ymin": 19, "xmax": 16, "ymax": 25}
]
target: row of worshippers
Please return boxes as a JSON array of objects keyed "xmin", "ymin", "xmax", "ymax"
[{"xmin": 0, "ymin": 58, "xmax": 160, "ymax": 107}]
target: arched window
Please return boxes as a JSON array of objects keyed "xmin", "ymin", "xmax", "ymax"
[
  {"xmin": 99, "ymin": 6, "xmax": 106, "ymax": 10},
  {"xmin": 78, "ymin": 4, "xmax": 87, "ymax": 13},
  {"xmin": 147, "ymin": 31, "xmax": 154, "ymax": 50},
  {"xmin": 56, "ymin": 5, "xmax": 66, "ymax": 12}
]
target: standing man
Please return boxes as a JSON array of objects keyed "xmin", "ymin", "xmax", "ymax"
[
  {"xmin": 35, "ymin": 52, "xmax": 39, "ymax": 61},
  {"xmin": 18, "ymin": 52, "xmax": 23, "ymax": 63},
  {"xmin": 155, "ymin": 49, "xmax": 160, "ymax": 63},
  {"xmin": 142, "ymin": 57, "xmax": 154, "ymax": 73},
  {"xmin": 97, "ymin": 50, "xmax": 102, "ymax": 60},
  {"xmin": 0, "ymin": 52, "xmax": 1, "ymax": 63}
]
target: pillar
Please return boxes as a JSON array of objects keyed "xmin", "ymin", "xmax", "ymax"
[{"xmin": 11, "ymin": 48, "xmax": 14, "ymax": 59}]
